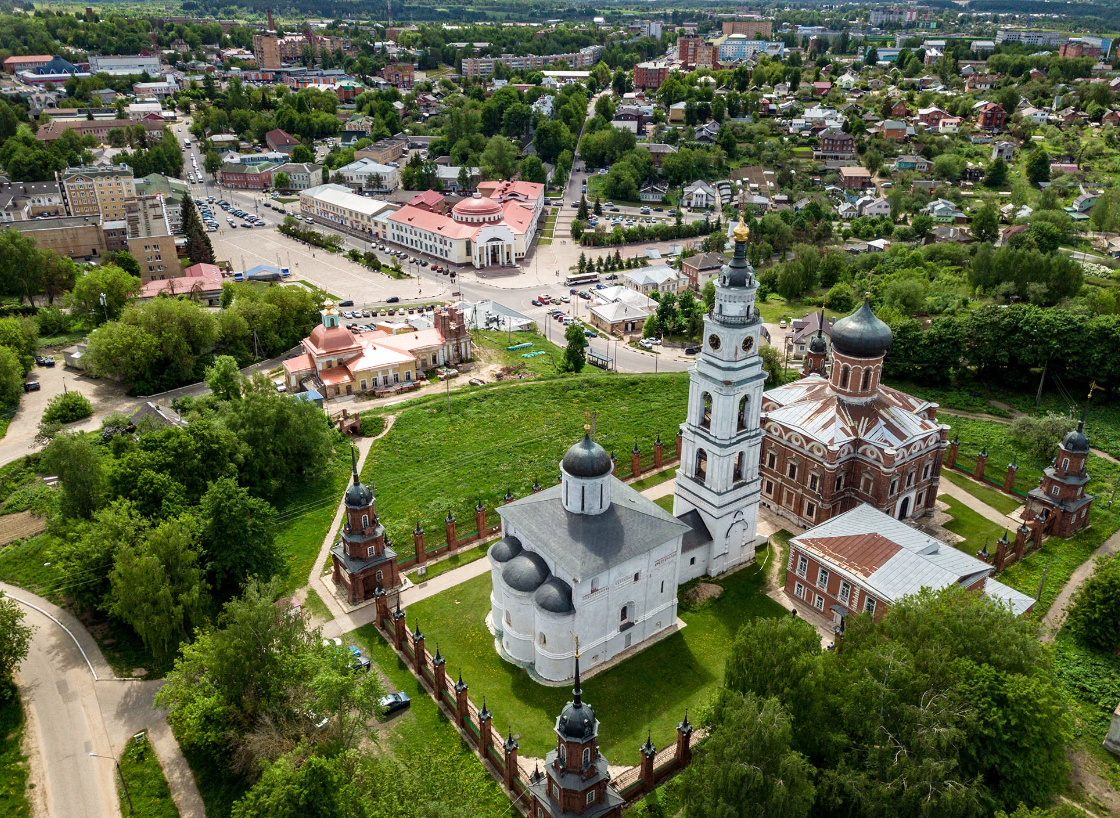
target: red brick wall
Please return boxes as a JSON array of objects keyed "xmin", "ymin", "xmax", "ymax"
[{"xmin": 785, "ymin": 547, "xmax": 887, "ymax": 620}]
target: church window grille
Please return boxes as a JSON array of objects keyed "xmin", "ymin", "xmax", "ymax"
[
  {"xmin": 814, "ymin": 594, "xmax": 825, "ymax": 611},
  {"xmin": 861, "ymin": 368, "xmax": 871, "ymax": 391},
  {"xmin": 864, "ymin": 597, "xmax": 877, "ymax": 615},
  {"xmin": 700, "ymin": 393, "xmax": 712, "ymax": 429},
  {"xmin": 362, "ymin": 514, "xmax": 369, "ymax": 529},
  {"xmin": 559, "ymin": 745, "xmax": 566, "ymax": 765},
  {"xmin": 1062, "ymin": 457, "xmax": 1069, "ymax": 470},
  {"xmin": 797, "ymin": 555, "xmax": 808, "ymax": 577},
  {"xmin": 583, "ymin": 748, "xmax": 592, "ymax": 767},
  {"xmin": 817, "ymin": 567, "xmax": 829, "ymax": 590},
  {"xmin": 738, "ymin": 395, "xmax": 749, "ymax": 430},
  {"xmin": 1051, "ymin": 485, "xmax": 1059, "ymax": 497},
  {"xmin": 839, "ymin": 581, "xmax": 851, "ymax": 603},
  {"xmin": 587, "ymin": 791, "xmax": 596, "ymax": 805},
  {"xmin": 794, "ymin": 582, "xmax": 805, "ymax": 598},
  {"xmin": 376, "ymin": 570, "xmax": 383, "ymax": 584},
  {"xmin": 734, "ymin": 452, "xmax": 745, "ymax": 482},
  {"xmin": 805, "ymin": 502, "xmax": 816, "ymax": 520},
  {"xmin": 767, "ymin": 451, "xmax": 776, "ymax": 469},
  {"xmin": 840, "ymin": 366, "xmax": 850, "ymax": 389},
  {"xmin": 695, "ymin": 449, "xmax": 708, "ymax": 483}
]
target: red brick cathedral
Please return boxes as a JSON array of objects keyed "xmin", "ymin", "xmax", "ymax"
[{"xmin": 759, "ymin": 299, "xmax": 949, "ymax": 528}]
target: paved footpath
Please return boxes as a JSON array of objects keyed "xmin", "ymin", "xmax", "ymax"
[
  {"xmin": 2, "ymin": 582, "xmax": 204, "ymax": 818},
  {"xmin": 938, "ymin": 478, "xmax": 1018, "ymax": 529}
]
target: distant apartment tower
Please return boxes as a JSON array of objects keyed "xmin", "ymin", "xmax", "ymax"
[
  {"xmin": 252, "ymin": 34, "xmax": 282, "ymax": 69},
  {"xmin": 634, "ymin": 61, "xmax": 669, "ymax": 91},
  {"xmin": 1059, "ymin": 39, "xmax": 1103, "ymax": 59},
  {"xmin": 58, "ymin": 165, "xmax": 136, "ymax": 221},
  {"xmin": 87, "ymin": 54, "xmax": 161, "ymax": 75},
  {"xmin": 124, "ymin": 195, "xmax": 180, "ymax": 282},
  {"xmin": 721, "ymin": 18, "xmax": 773, "ymax": 38},
  {"xmin": 869, "ymin": 7, "xmax": 927, "ymax": 26},
  {"xmin": 639, "ymin": 20, "xmax": 663, "ymax": 39},
  {"xmin": 459, "ymin": 45, "xmax": 603, "ymax": 78}
]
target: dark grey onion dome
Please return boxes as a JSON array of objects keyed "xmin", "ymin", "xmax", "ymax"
[
  {"xmin": 557, "ymin": 698, "xmax": 596, "ymax": 740},
  {"xmin": 562, "ymin": 433, "xmax": 613, "ymax": 478},
  {"xmin": 502, "ymin": 551, "xmax": 550, "ymax": 592},
  {"xmin": 830, "ymin": 297, "xmax": 892, "ymax": 358},
  {"xmin": 534, "ymin": 577, "xmax": 574, "ymax": 614},
  {"xmin": 345, "ymin": 481, "xmax": 373, "ymax": 508},
  {"xmin": 1062, "ymin": 423, "xmax": 1090, "ymax": 453},
  {"xmin": 489, "ymin": 535, "xmax": 523, "ymax": 563}
]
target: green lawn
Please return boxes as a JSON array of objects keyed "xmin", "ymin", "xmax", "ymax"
[
  {"xmin": 942, "ymin": 470, "xmax": 1022, "ymax": 516},
  {"xmin": 410, "ymin": 541, "xmax": 488, "ymax": 581},
  {"xmin": 882, "ymin": 378, "xmax": 1012, "ymax": 417},
  {"xmin": 939, "ymin": 494, "xmax": 1006, "ymax": 557},
  {"xmin": 629, "ymin": 467, "xmax": 677, "ymax": 492},
  {"xmin": 358, "ymin": 374, "xmax": 688, "ymax": 562},
  {"xmin": 941, "ymin": 415, "xmax": 1044, "ymax": 494},
  {"xmin": 654, "ymin": 494, "xmax": 674, "ymax": 513},
  {"xmin": 470, "ymin": 330, "xmax": 578, "ymax": 380},
  {"xmin": 301, "ymin": 587, "xmax": 333, "ymax": 622},
  {"xmin": 0, "ymin": 686, "xmax": 30, "ymax": 818},
  {"xmin": 271, "ymin": 438, "xmax": 352, "ymax": 594},
  {"xmin": 117, "ymin": 732, "xmax": 180, "ymax": 818},
  {"xmin": 771, "ymin": 529, "xmax": 794, "ymax": 586},
  {"xmin": 399, "ymin": 566, "xmax": 785, "ymax": 762},
  {"xmin": 296, "ymin": 280, "xmax": 340, "ymax": 300}
]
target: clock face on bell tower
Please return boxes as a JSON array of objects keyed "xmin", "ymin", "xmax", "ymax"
[
  {"xmin": 742, "ymin": 336, "xmax": 754, "ymax": 352},
  {"xmin": 707, "ymin": 333, "xmax": 721, "ymax": 351}
]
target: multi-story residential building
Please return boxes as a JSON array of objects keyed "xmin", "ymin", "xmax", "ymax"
[
  {"xmin": 219, "ymin": 162, "xmax": 277, "ymax": 190},
  {"xmin": 355, "ymin": 136, "xmax": 409, "ymax": 165},
  {"xmin": 36, "ymin": 117, "xmax": 165, "ymax": 144},
  {"xmin": 2, "ymin": 55, "xmax": 54, "ymax": 73},
  {"xmin": 269, "ymin": 162, "xmax": 324, "ymax": 191},
  {"xmin": 633, "ymin": 61, "xmax": 670, "ymax": 91},
  {"xmin": 124, "ymin": 195, "xmax": 180, "ymax": 282},
  {"xmin": 299, "ymin": 183, "xmax": 394, "ymax": 237},
  {"xmin": 716, "ymin": 35, "xmax": 784, "ymax": 62},
  {"xmin": 680, "ymin": 252, "xmax": 728, "ymax": 292},
  {"xmin": 252, "ymin": 34, "xmax": 282, "ymax": 69},
  {"xmin": 869, "ymin": 7, "xmax": 927, "ymax": 25},
  {"xmin": 976, "ymin": 101, "xmax": 1006, "ymax": 131},
  {"xmin": 0, "ymin": 181, "xmax": 64, "ymax": 222},
  {"xmin": 839, "ymin": 166, "xmax": 873, "ymax": 190},
  {"xmin": 721, "ymin": 18, "xmax": 773, "ymax": 37},
  {"xmin": 814, "ymin": 129, "xmax": 857, "ymax": 161},
  {"xmin": 9, "ymin": 215, "xmax": 108, "ymax": 260},
  {"xmin": 58, "ymin": 166, "xmax": 136, "ymax": 221},
  {"xmin": 459, "ymin": 46, "xmax": 602, "ymax": 78},
  {"xmin": 638, "ymin": 20, "xmax": 663, "ymax": 39},
  {"xmin": 382, "ymin": 62, "xmax": 414, "ymax": 88},
  {"xmin": 88, "ymin": 54, "xmax": 161, "ymax": 75},
  {"xmin": 334, "ymin": 157, "xmax": 400, "ymax": 194},
  {"xmin": 1059, "ymin": 39, "xmax": 1103, "ymax": 59},
  {"xmin": 133, "ymin": 173, "xmax": 188, "ymax": 234}
]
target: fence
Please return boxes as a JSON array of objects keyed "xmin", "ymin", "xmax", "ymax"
[
  {"xmin": 944, "ymin": 441, "xmax": 1032, "ymax": 500},
  {"xmin": 368, "ymin": 588, "xmax": 701, "ymax": 814}
]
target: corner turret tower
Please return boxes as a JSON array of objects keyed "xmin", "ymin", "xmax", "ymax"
[{"xmin": 330, "ymin": 448, "xmax": 400, "ymax": 603}]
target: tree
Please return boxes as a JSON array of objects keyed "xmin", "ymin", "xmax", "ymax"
[
  {"xmin": 824, "ymin": 283, "xmax": 855, "ymax": 313},
  {"xmin": 0, "ymin": 592, "xmax": 33, "ymax": 684},
  {"xmin": 41, "ymin": 391, "xmax": 93, "ymax": 425},
  {"xmin": 1067, "ymin": 554, "xmax": 1120, "ymax": 652},
  {"xmin": 559, "ymin": 322, "xmax": 587, "ymax": 373},
  {"xmin": 206, "ymin": 355, "xmax": 244, "ymax": 401},
  {"xmin": 456, "ymin": 165, "xmax": 472, "ymax": 192},
  {"xmin": 183, "ymin": 194, "xmax": 216, "ymax": 265},
  {"xmin": 109, "ymin": 514, "xmax": 209, "ymax": 665},
  {"xmin": 480, "ymin": 135, "xmax": 519, "ymax": 181},
  {"xmin": 518, "ymin": 155, "xmax": 546, "ymax": 185},
  {"xmin": 972, "ymin": 205, "xmax": 999, "ymax": 243},
  {"xmin": 1010, "ymin": 413, "xmax": 1077, "ymax": 465},
  {"xmin": 577, "ymin": 194, "xmax": 589, "ymax": 221},
  {"xmin": 105, "ymin": 250, "xmax": 141, "ymax": 278},
  {"xmin": 984, "ymin": 157, "xmax": 1008, "ymax": 188},
  {"xmin": 199, "ymin": 477, "xmax": 280, "ymax": 600},
  {"xmin": 682, "ymin": 692, "xmax": 815, "ymax": 818},
  {"xmin": 1025, "ymin": 147, "xmax": 1050, "ymax": 185},
  {"xmin": 290, "ymin": 145, "xmax": 314, "ymax": 164},
  {"xmin": 0, "ymin": 229, "xmax": 45, "ymax": 305},
  {"xmin": 204, "ymin": 151, "xmax": 221, "ymax": 175},
  {"xmin": 0, "ymin": 346, "xmax": 21, "ymax": 410},
  {"xmin": 910, "ymin": 213, "xmax": 933, "ymax": 241},
  {"xmin": 68, "ymin": 264, "xmax": 141, "ymax": 326},
  {"xmin": 40, "ymin": 251, "xmax": 78, "ymax": 305},
  {"xmin": 42, "ymin": 432, "xmax": 105, "ymax": 519},
  {"xmin": 759, "ymin": 344, "xmax": 785, "ymax": 386},
  {"xmin": 864, "ymin": 46, "xmax": 879, "ymax": 65},
  {"xmin": 273, "ymin": 171, "xmax": 291, "ymax": 190},
  {"xmin": 570, "ymin": 220, "xmax": 584, "ymax": 240}
]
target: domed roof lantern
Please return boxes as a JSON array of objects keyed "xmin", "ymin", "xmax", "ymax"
[
  {"xmin": 562, "ymin": 424, "xmax": 612, "ymax": 478},
  {"xmin": 719, "ymin": 212, "xmax": 755, "ymax": 288},
  {"xmin": 556, "ymin": 642, "xmax": 597, "ymax": 742},
  {"xmin": 830, "ymin": 294, "xmax": 892, "ymax": 358}
]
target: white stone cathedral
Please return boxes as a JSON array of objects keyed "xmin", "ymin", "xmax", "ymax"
[
  {"xmin": 673, "ymin": 218, "xmax": 766, "ymax": 581},
  {"xmin": 486, "ymin": 220, "xmax": 764, "ymax": 682}
]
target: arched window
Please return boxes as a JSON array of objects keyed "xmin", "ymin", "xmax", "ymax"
[
  {"xmin": 695, "ymin": 449, "xmax": 708, "ymax": 483},
  {"xmin": 701, "ymin": 393, "xmax": 713, "ymax": 429},
  {"xmin": 505, "ymin": 610, "xmax": 512, "ymax": 625},
  {"xmin": 840, "ymin": 366, "xmax": 850, "ymax": 389},
  {"xmin": 600, "ymin": 484, "xmax": 604, "ymax": 505},
  {"xmin": 559, "ymin": 744, "xmax": 566, "ymax": 765},
  {"xmin": 734, "ymin": 451, "xmax": 745, "ymax": 482},
  {"xmin": 583, "ymin": 748, "xmax": 592, "ymax": 767},
  {"xmin": 738, "ymin": 395, "xmax": 749, "ymax": 430},
  {"xmin": 361, "ymin": 514, "xmax": 369, "ymax": 529},
  {"xmin": 539, "ymin": 632, "xmax": 547, "ymax": 646},
  {"xmin": 581, "ymin": 486, "xmax": 585, "ymax": 512},
  {"xmin": 860, "ymin": 368, "xmax": 871, "ymax": 391}
]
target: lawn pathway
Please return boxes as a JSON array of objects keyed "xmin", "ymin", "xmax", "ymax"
[
  {"xmin": 1039, "ymin": 525, "xmax": 1120, "ymax": 644},
  {"xmin": 304, "ymin": 417, "xmax": 395, "ymax": 623},
  {"xmin": 938, "ymin": 479, "xmax": 1018, "ymax": 529}
]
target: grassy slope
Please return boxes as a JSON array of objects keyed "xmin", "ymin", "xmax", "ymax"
[
  {"xmin": 117, "ymin": 733, "xmax": 180, "ymax": 818},
  {"xmin": 399, "ymin": 566, "xmax": 784, "ymax": 762},
  {"xmin": 0, "ymin": 688, "xmax": 30, "ymax": 818},
  {"xmin": 358, "ymin": 374, "xmax": 689, "ymax": 562}
]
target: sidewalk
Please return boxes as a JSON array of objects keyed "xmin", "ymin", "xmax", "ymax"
[{"xmin": 938, "ymin": 479, "xmax": 1017, "ymax": 528}]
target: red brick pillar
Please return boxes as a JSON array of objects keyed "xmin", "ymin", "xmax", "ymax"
[
  {"xmin": 654, "ymin": 434, "xmax": 663, "ymax": 469},
  {"xmin": 445, "ymin": 511, "xmax": 457, "ymax": 551},
  {"xmin": 631, "ymin": 443, "xmax": 641, "ymax": 478},
  {"xmin": 975, "ymin": 449, "xmax": 988, "ymax": 482},
  {"xmin": 414, "ymin": 523, "xmax": 426, "ymax": 565},
  {"xmin": 412, "ymin": 625, "xmax": 425, "ymax": 672},
  {"xmin": 640, "ymin": 734, "xmax": 657, "ymax": 792},
  {"xmin": 994, "ymin": 532, "xmax": 1008, "ymax": 571},
  {"xmin": 332, "ymin": 559, "xmax": 341, "ymax": 584},
  {"xmin": 503, "ymin": 730, "xmax": 519, "ymax": 789},
  {"xmin": 432, "ymin": 648, "xmax": 446, "ymax": 699},
  {"xmin": 531, "ymin": 480, "xmax": 542, "ymax": 494},
  {"xmin": 478, "ymin": 700, "xmax": 492, "ymax": 755},
  {"xmin": 374, "ymin": 587, "xmax": 388, "ymax": 627},
  {"xmin": 1030, "ymin": 520, "xmax": 1044, "ymax": 549},
  {"xmin": 455, "ymin": 674, "xmax": 469, "ymax": 728},
  {"xmin": 475, "ymin": 501, "xmax": 486, "ymax": 540},
  {"xmin": 393, "ymin": 603, "xmax": 407, "ymax": 650},
  {"xmin": 676, "ymin": 713, "xmax": 693, "ymax": 767},
  {"xmin": 945, "ymin": 438, "xmax": 959, "ymax": 469},
  {"xmin": 1014, "ymin": 524, "xmax": 1029, "ymax": 562},
  {"xmin": 1003, "ymin": 462, "xmax": 1018, "ymax": 493},
  {"xmin": 675, "ymin": 430, "xmax": 683, "ymax": 459},
  {"xmin": 611, "ymin": 455, "xmax": 618, "ymax": 476}
]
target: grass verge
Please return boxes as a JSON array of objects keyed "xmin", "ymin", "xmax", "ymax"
[
  {"xmin": 400, "ymin": 566, "xmax": 784, "ymax": 761},
  {"xmin": 410, "ymin": 541, "xmax": 489, "ymax": 582},
  {"xmin": 117, "ymin": 732, "xmax": 180, "ymax": 818},
  {"xmin": 939, "ymin": 494, "xmax": 1006, "ymax": 557},
  {"xmin": 0, "ymin": 686, "xmax": 30, "ymax": 818},
  {"xmin": 943, "ymin": 470, "xmax": 1022, "ymax": 515},
  {"xmin": 629, "ymin": 467, "xmax": 677, "ymax": 493},
  {"xmin": 301, "ymin": 587, "xmax": 333, "ymax": 622}
]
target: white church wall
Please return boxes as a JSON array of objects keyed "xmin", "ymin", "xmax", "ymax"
[
  {"xmin": 678, "ymin": 545, "xmax": 710, "ymax": 582},
  {"xmin": 501, "ymin": 586, "xmax": 536, "ymax": 664},
  {"xmin": 533, "ymin": 607, "xmax": 576, "ymax": 682}
]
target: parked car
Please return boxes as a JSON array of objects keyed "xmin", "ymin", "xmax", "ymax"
[
  {"xmin": 531, "ymin": 299, "xmax": 542, "ymax": 306},
  {"xmin": 379, "ymin": 692, "xmax": 411, "ymax": 714},
  {"xmin": 685, "ymin": 346, "xmax": 700, "ymax": 355},
  {"xmin": 23, "ymin": 380, "xmax": 39, "ymax": 392},
  {"xmin": 584, "ymin": 329, "xmax": 598, "ymax": 338},
  {"xmin": 779, "ymin": 319, "xmax": 787, "ymax": 329},
  {"xmin": 468, "ymin": 377, "xmax": 486, "ymax": 386},
  {"xmin": 339, "ymin": 299, "xmax": 355, "ymax": 307}
]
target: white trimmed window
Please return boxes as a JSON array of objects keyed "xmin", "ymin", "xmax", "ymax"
[
  {"xmin": 816, "ymin": 567, "xmax": 829, "ymax": 590},
  {"xmin": 814, "ymin": 594, "xmax": 825, "ymax": 611},
  {"xmin": 805, "ymin": 502, "xmax": 816, "ymax": 521},
  {"xmin": 587, "ymin": 791, "xmax": 596, "ymax": 804},
  {"xmin": 864, "ymin": 597, "xmax": 877, "ymax": 615},
  {"xmin": 838, "ymin": 581, "xmax": 851, "ymax": 604},
  {"xmin": 797, "ymin": 555, "xmax": 808, "ymax": 577},
  {"xmin": 794, "ymin": 582, "xmax": 805, "ymax": 599}
]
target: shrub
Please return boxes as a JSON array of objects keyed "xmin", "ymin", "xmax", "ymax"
[
  {"xmin": 41, "ymin": 391, "xmax": 94, "ymax": 425},
  {"xmin": 36, "ymin": 306, "xmax": 71, "ymax": 337},
  {"xmin": 1066, "ymin": 554, "xmax": 1120, "ymax": 653}
]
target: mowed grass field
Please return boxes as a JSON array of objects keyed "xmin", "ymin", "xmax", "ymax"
[
  {"xmin": 398, "ymin": 565, "xmax": 785, "ymax": 762},
  {"xmin": 359, "ymin": 374, "xmax": 689, "ymax": 561}
]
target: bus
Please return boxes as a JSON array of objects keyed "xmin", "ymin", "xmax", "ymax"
[{"xmin": 565, "ymin": 272, "xmax": 599, "ymax": 286}]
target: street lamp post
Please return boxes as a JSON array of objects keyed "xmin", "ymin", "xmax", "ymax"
[
  {"xmin": 89, "ymin": 752, "xmax": 133, "ymax": 815},
  {"xmin": 99, "ymin": 292, "xmax": 108, "ymax": 324}
]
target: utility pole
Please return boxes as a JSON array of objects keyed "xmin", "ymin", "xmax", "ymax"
[
  {"xmin": 90, "ymin": 753, "xmax": 133, "ymax": 815},
  {"xmin": 1035, "ymin": 360, "xmax": 1048, "ymax": 407}
]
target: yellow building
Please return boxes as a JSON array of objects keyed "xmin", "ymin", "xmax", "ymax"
[{"xmin": 58, "ymin": 166, "xmax": 136, "ymax": 221}]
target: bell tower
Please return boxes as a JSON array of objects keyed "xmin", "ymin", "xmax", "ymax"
[
  {"xmin": 802, "ymin": 312, "xmax": 828, "ymax": 378},
  {"xmin": 673, "ymin": 216, "xmax": 765, "ymax": 576}
]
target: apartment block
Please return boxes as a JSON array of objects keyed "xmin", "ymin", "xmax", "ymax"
[{"xmin": 58, "ymin": 166, "xmax": 136, "ymax": 221}]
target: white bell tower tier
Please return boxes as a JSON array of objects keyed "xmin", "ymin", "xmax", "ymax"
[{"xmin": 673, "ymin": 217, "xmax": 766, "ymax": 581}]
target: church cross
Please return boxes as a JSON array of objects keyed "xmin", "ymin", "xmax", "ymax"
[{"xmin": 584, "ymin": 410, "xmax": 598, "ymax": 436}]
